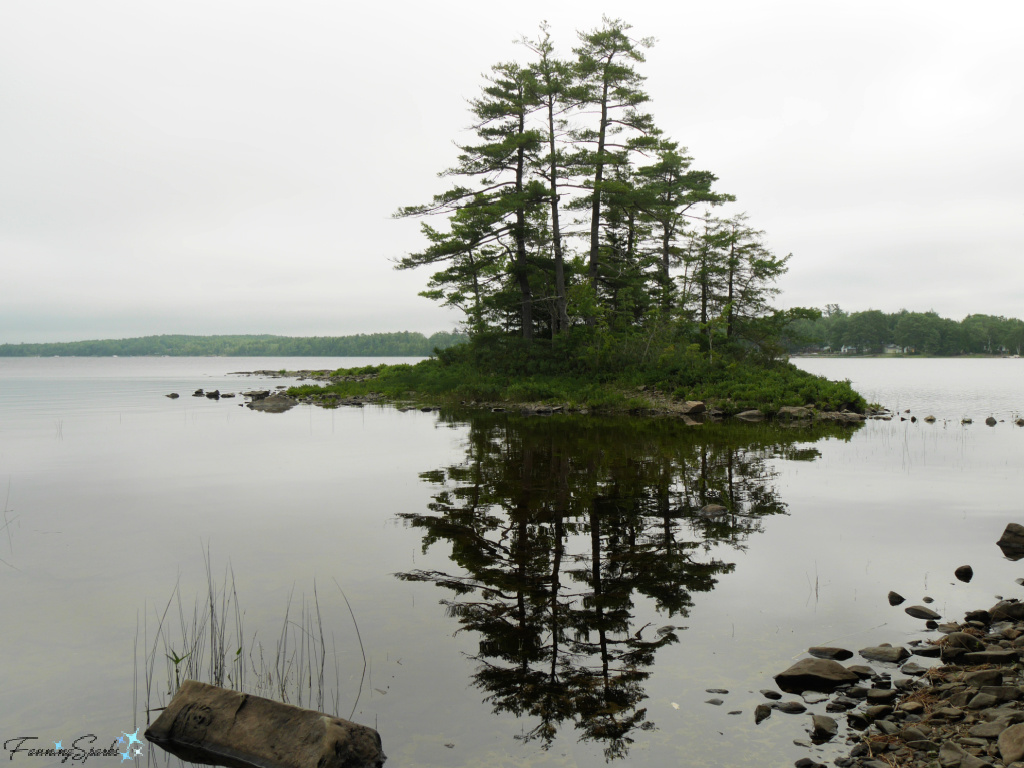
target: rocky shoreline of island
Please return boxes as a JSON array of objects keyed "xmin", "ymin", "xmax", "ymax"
[{"xmin": 762, "ymin": 523, "xmax": 1024, "ymax": 768}]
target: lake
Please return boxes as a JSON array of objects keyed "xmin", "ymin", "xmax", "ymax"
[{"xmin": 2, "ymin": 355, "xmax": 1023, "ymax": 767}]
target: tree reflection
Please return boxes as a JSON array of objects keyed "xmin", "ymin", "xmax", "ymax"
[{"xmin": 397, "ymin": 413, "xmax": 856, "ymax": 759}]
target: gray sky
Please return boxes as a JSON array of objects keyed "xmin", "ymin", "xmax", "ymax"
[{"xmin": 2, "ymin": 1, "xmax": 1021, "ymax": 343}]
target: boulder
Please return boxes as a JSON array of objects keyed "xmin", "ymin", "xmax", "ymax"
[
  {"xmin": 859, "ymin": 645, "xmax": 910, "ymax": 663},
  {"xmin": 991, "ymin": 599, "xmax": 1024, "ymax": 621},
  {"xmin": 887, "ymin": 590, "xmax": 905, "ymax": 606},
  {"xmin": 697, "ymin": 504, "xmax": 729, "ymax": 520},
  {"xmin": 807, "ymin": 646, "xmax": 853, "ymax": 661},
  {"xmin": 997, "ymin": 524, "xmax": 1024, "ymax": 560},
  {"xmin": 905, "ymin": 605, "xmax": 941, "ymax": 620},
  {"xmin": 1000, "ymin": 722, "xmax": 1024, "ymax": 765},
  {"xmin": 810, "ymin": 714, "xmax": 838, "ymax": 742},
  {"xmin": 776, "ymin": 406, "xmax": 812, "ymax": 420},
  {"xmin": 678, "ymin": 400, "xmax": 706, "ymax": 416},
  {"xmin": 955, "ymin": 564, "xmax": 974, "ymax": 582},
  {"xmin": 145, "ymin": 680, "xmax": 385, "ymax": 768},
  {"xmin": 246, "ymin": 393, "xmax": 298, "ymax": 413},
  {"xmin": 734, "ymin": 409, "xmax": 765, "ymax": 421},
  {"xmin": 774, "ymin": 658, "xmax": 859, "ymax": 693}
]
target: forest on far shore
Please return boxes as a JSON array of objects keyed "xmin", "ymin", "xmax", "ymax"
[
  {"xmin": 786, "ymin": 307, "xmax": 1024, "ymax": 356},
  {"xmin": 0, "ymin": 331, "xmax": 467, "ymax": 357}
]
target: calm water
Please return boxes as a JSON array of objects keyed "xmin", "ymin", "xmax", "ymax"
[{"xmin": 1, "ymin": 356, "xmax": 1023, "ymax": 768}]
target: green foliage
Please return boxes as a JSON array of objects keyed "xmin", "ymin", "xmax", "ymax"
[
  {"xmin": 0, "ymin": 332, "xmax": 468, "ymax": 357},
  {"xmin": 786, "ymin": 307, "xmax": 1024, "ymax": 356}
]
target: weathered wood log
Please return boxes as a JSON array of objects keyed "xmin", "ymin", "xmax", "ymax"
[{"xmin": 145, "ymin": 680, "xmax": 385, "ymax": 768}]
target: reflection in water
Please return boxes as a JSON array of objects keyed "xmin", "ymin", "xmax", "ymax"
[{"xmin": 397, "ymin": 413, "xmax": 857, "ymax": 759}]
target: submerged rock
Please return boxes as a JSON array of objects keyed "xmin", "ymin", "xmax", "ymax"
[
  {"xmin": 774, "ymin": 658, "xmax": 859, "ymax": 693},
  {"xmin": 997, "ymin": 524, "xmax": 1024, "ymax": 560},
  {"xmin": 246, "ymin": 393, "xmax": 298, "ymax": 413},
  {"xmin": 145, "ymin": 680, "xmax": 386, "ymax": 768}
]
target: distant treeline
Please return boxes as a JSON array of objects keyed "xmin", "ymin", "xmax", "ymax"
[
  {"xmin": 787, "ymin": 307, "xmax": 1024, "ymax": 355},
  {"xmin": 0, "ymin": 331, "xmax": 468, "ymax": 357}
]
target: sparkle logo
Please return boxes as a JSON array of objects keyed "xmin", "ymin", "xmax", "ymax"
[{"xmin": 117, "ymin": 730, "xmax": 144, "ymax": 762}]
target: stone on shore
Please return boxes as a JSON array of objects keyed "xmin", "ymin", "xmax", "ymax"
[
  {"xmin": 810, "ymin": 714, "xmax": 838, "ymax": 742},
  {"xmin": 776, "ymin": 406, "xmax": 812, "ymax": 420},
  {"xmin": 888, "ymin": 590, "xmax": 906, "ymax": 606},
  {"xmin": 859, "ymin": 645, "xmax": 910, "ymax": 663},
  {"xmin": 145, "ymin": 680, "xmax": 386, "ymax": 768},
  {"xmin": 905, "ymin": 604, "xmax": 941, "ymax": 620},
  {"xmin": 678, "ymin": 400, "xmax": 706, "ymax": 416},
  {"xmin": 807, "ymin": 646, "xmax": 854, "ymax": 661},
  {"xmin": 735, "ymin": 409, "xmax": 765, "ymax": 421},
  {"xmin": 997, "ymin": 524, "xmax": 1024, "ymax": 560},
  {"xmin": 774, "ymin": 658, "xmax": 859, "ymax": 693},
  {"xmin": 1000, "ymin": 722, "xmax": 1024, "ymax": 764},
  {"xmin": 247, "ymin": 393, "xmax": 298, "ymax": 413}
]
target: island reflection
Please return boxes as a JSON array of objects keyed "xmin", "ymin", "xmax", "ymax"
[{"xmin": 397, "ymin": 412, "xmax": 858, "ymax": 759}]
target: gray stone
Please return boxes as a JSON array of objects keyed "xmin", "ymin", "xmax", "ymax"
[
  {"xmin": 247, "ymin": 393, "xmax": 298, "ymax": 413},
  {"xmin": 906, "ymin": 604, "xmax": 942, "ymax": 620},
  {"xmin": 807, "ymin": 646, "xmax": 854, "ymax": 661},
  {"xmin": 145, "ymin": 680, "xmax": 385, "ymax": 768},
  {"xmin": 939, "ymin": 740, "xmax": 969, "ymax": 768},
  {"xmin": 913, "ymin": 644, "xmax": 943, "ymax": 658},
  {"xmin": 967, "ymin": 692, "xmax": 1000, "ymax": 709},
  {"xmin": 776, "ymin": 406, "xmax": 812, "ymax": 420},
  {"xmin": 754, "ymin": 704, "xmax": 772, "ymax": 724},
  {"xmin": 705, "ymin": 698, "xmax": 724, "ymax": 706},
  {"xmin": 964, "ymin": 669, "xmax": 1004, "ymax": 688},
  {"xmin": 166, "ymin": 393, "xmax": 180, "ymax": 399},
  {"xmin": 774, "ymin": 658, "xmax": 859, "ymax": 693},
  {"xmin": 1001, "ymin": 722, "xmax": 1024, "ymax": 764},
  {"xmin": 875, "ymin": 719, "xmax": 900, "ymax": 736},
  {"xmin": 997, "ymin": 524, "xmax": 1024, "ymax": 561},
  {"xmin": 735, "ymin": 409, "xmax": 765, "ymax": 421},
  {"xmin": 987, "ymin": 416, "xmax": 998, "ymax": 426},
  {"xmin": 760, "ymin": 689, "xmax": 782, "ymax": 700},
  {"xmin": 859, "ymin": 645, "xmax": 910, "ymax": 663},
  {"xmin": 697, "ymin": 504, "xmax": 729, "ymax": 520},
  {"xmin": 901, "ymin": 661, "xmax": 929, "ymax": 676},
  {"xmin": 866, "ymin": 688, "xmax": 899, "ymax": 704},
  {"xmin": 963, "ymin": 649, "xmax": 1020, "ymax": 664},
  {"xmin": 677, "ymin": 400, "xmax": 706, "ymax": 415},
  {"xmin": 944, "ymin": 632, "xmax": 986, "ymax": 652},
  {"xmin": 775, "ymin": 700, "xmax": 807, "ymax": 714},
  {"xmin": 705, "ymin": 688, "xmax": 729, "ymax": 694},
  {"xmin": 956, "ymin": 565, "xmax": 975, "ymax": 583},
  {"xmin": 991, "ymin": 600, "xmax": 1024, "ymax": 621},
  {"xmin": 888, "ymin": 590, "xmax": 906, "ymax": 606},
  {"xmin": 810, "ymin": 714, "xmax": 838, "ymax": 742}
]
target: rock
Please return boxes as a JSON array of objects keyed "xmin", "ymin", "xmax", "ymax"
[
  {"xmin": 774, "ymin": 658, "xmax": 860, "ymax": 693},
  {"xmin": 943, "ymin": 632, "xmax": 985, "ymax": 652},
  {"xmin": 145, "ymin": 680, "xmax": 385, "ymax": 768},
  {"xmin": 955, "ymin": 564, "xmax": 975, "ymax": 582},
  {"xmin": 192, "ymin": 389, "xmax": 205, "ymax": 397},
  {"xmin": 807, "ymin": 646, "xmax": 854, "ymax": 661},
  {"xmin": 760, "ymin": 689, "xmax": 782, "ymax": 700},
  {"xmin": 991, "ymin": 599, "xmax": 1024, "ymax": 620},
  {"xmin": 776, "ymin": 406, "xmax": 812, "ymax": 420},
  {"xmin": 986, "ymin": 416, "xmax": 998, "ymax": 426},
  {"xmin": 678, "ymin": 400, "xmax": 706, "ymax": 416},
  {"xmin": 866, "ymin": 688, "xmax": 899, "ymax": 704},
  {"xmin": 963, "ymin": 669, "xmax": 1003, "ymax": 688},
  {"xmin": 166, "ymin": 393, "xmax": 180, "ymax": 399},
  {"xmin": 697, "ymin": 504, "xmax": 729, "ymax": 520},
  {"xmin": 705, "ymin": 698, "xmax": 724, "ymax": 706},
  {"xmin": 775, "ymin": 701, "xmax": 807, "ymax": 714},
  {"xmin": 939, "ymin": 740, "xmax": 970, "ymax": 768},
  {"xmin": 205, "ymin": 390, "xmax": 220, "ymax": 400},
  {"xmin": 1016, "ymin": 418, "xmax": 1024, "ymax": 427},
  {"xmin": 734, "ymin": 409, "xmax": 765, "ymax": 421},
  {"xmin": 705, "ymin": 688, "xmax": 729, "ymax": 694},
  {"xmin": 810, "ymin": 714, "xmax": 838, "ymax": 742},
  {"xmin": 905, "ymin": 605, "xmax": 941, "ymax": 620},
  {"xmin": 913, "ymin": 643, "xmax": 942, "ymax": 657},
  {"xmin": 924, "ymin": 415, "xmax": 936, "ymax": 422},
  {"xmin": 888, "ymin": 590, "xmax": 906, "ymax": 606},
  {"xmin": 859, "ymin": 645, "xmax": 910, "ymax": 664},
  {"xmin": 965, "ymin": 609, "xmax": 991, "ymax": 624},
  {"xmin": 1000, "ymin": 722, "xmax": 1024, "ymax": 764},
  {"xmin": 900, "ymin": 661, "xmax": 929, "ymax": 676},
  {"xmin": 847, "ymin": 665, "xmax": 875, "ymax": 678},
  {"xmin": 962, "ymin": 649, "xmax": 1020, "ymax": 664},
  {"xmin": 246, "ymin": 393, "xmax": 298, "ymax": 413},
  {"xmin": 754, "ymin": 704, "xmax": 772, "ymax": 724}
]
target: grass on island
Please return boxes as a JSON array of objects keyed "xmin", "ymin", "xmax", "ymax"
[{"xmin": 288, "ymin": 335, "xmax": 866, "ymax": 415}]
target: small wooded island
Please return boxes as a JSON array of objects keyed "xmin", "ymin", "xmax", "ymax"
[{"xmin": 292, "ymin": 19, "xmax": 865, "ymax": 417}]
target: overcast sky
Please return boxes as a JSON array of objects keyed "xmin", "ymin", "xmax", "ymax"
[{"xmin": 1, "ymin": 1, "xmax": 1021, "ymax": 343}]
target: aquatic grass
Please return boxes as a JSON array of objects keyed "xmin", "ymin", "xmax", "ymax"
[{"xmin": 139, "ymin": 549, "xmax": 366, "ymax": 723}]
